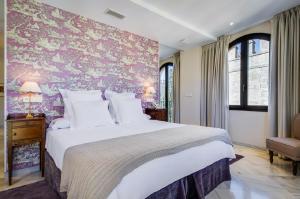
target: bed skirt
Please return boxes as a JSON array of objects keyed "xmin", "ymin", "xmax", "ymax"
[{"xmin": 45, "ymin": 151, "xmax": 231, "ymax": 199}]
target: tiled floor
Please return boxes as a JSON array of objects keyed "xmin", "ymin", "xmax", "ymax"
[
  {"xmin": 207, "ymin": 145, "xmax": 300, "ymax": 199},
  {"xmin": 0, "ymin": 144, "xmax": 299, "ymax": 198}
]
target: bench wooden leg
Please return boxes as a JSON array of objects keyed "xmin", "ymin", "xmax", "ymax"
[
  {"xmin": 269, "ymin": 150, "xmax": 273, "ymax": 164},
  {"xmin": 292, "ymin": 161, "xmax": 298, "ymax": 176}
]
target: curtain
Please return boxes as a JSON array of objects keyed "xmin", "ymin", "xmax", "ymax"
[
  {"xmin": 173, "ymin": 52, "xmax": 180, "ymax": 123},
  {"xmin": 269, "ymin": 6, "xmax": 300, "ymax": 138},
  {"xmin": 200, "ymin": 36, "xmax": 230, "ymax": 129}
]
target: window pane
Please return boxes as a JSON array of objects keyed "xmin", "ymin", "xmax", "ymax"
[
  {"xmin": 168, "ymin": 65, "xmax": 174, "ymax": 122},
  {"xmin": 159, "ymin": 67, "xmax": 166, "ymax": 108},
  {"xmin": 248, "ymin": 39, "xmax": 269, "ymax": 106},
  {"xmin": 228, "ymin": 43, "xmax": 241, "ymax": 105}
]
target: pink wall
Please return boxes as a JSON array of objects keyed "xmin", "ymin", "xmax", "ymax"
[{"xmin": 7, "ymin": 0, "xmax": 159, "ymax": 169}]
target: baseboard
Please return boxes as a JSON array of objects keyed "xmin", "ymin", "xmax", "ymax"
[{"xmin": 233, "ymin": 141, "xmax": 267, "ymax": 150}]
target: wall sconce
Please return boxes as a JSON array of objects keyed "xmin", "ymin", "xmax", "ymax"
[{"xmin": 19, "ymin": 81, "xmax": 42, "ymax": 119}]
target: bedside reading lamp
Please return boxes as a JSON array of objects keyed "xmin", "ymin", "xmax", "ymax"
[
  {"xmin": 144, "ymin": 86, "xmax": 156, "ymax": 101},
  {"xmin": 144, "ymin": 86, "xmax": 158, "ymax": 108},
  {"xmin": 19, "ymin": 81, "xmax": 41, "ymax": 119}
]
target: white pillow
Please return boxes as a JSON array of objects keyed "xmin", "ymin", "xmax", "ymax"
[
  {"xmin": 71, "ymin": 100, "xmax": 114, "ymax": 129},
  {"xmin": 59, "ymin": 89, "xmax": 72, "ymax": 119},
  {"xmin": 104, "ymin": 89, "xmax": 116, "ymax": 101},
  {"xmin": 104, "ymin": 89, "xmax": 135, "ymax": 100},
  {"xmin": 114, "ymin": 98, "xmax": 146, "ymax": 124},
  {"xmin": 66, "ymin": 90, "xmax": 103, "ymax": 126},
  {"xmin": 105, "ymin": 90, "xmax": 135, "ymax": 122},
  {"xmin": 67, "ymin": 90, "xmax": 103, "ymax": 102},
  {"xmin": 49, "ymin": 118, "xmax": 70, "ymax": 130},
  {"xmin": 143, "ymin": 114, "xmax": 151, "ymax": 120}
]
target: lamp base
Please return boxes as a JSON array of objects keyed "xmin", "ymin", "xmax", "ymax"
[{"xmin": 26, "ymin": 113, "xmax": 34, "ymax": 119}]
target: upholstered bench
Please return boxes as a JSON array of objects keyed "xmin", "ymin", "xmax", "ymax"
[{"xmin": 266, "ymin": 114, "xmax": 300, "ymax": 176}]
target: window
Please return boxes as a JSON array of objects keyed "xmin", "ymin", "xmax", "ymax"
[
  {"xmin": 159, "ymin": 63, "xmax": 174, "ymax": 122},
  {"xmin": 228, "ymin": 33, "xmax": 270, "ymax": 111}
]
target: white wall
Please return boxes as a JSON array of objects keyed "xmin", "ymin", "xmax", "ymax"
[
  {"xmin": 229, "ymin": 111, "xmax": 269, "ymax": 148},
  {"xmin": 160, "ymin": 56, "xmax": 174, "ymax": 66},
  {"xmin": 230, "ymin": 21, "xmax": 271, "ymax": 41},
  {"xmin": 179, "ymin": 47, "xmax": 201, "ymax": 125}
]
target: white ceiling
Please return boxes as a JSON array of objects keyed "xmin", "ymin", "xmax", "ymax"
[{"xmin": 43, "ymin": 0, "xmax": 300, "ymax": 59}]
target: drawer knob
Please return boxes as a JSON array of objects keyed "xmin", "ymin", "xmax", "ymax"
[{"xmin": 13, "ymin": 133, "xmax": 17, "ymax": 136}]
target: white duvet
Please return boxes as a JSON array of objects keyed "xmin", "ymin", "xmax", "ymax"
[{"xmin": 46, "ymin": 120, "xmax": 235, "ymax": 199}]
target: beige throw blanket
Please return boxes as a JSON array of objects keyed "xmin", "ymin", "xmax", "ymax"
[{"xmin": 60, "ymin": 125, "xmax": 232, "ymax": 199}]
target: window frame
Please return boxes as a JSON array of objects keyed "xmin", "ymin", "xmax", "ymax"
[
  {"xmin": 229, "ymin": 33, "xmax": 271, "ymax": 112},
  {"xmin": 159, "ymin": 62, "xmax": 173, "ymax": 120}
]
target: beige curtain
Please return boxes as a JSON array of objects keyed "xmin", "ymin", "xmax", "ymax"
[
  {"xmin": 200, "ymin": 36, "xmax": 229, "ymax": 129},
  {"xmin": 269, "ymin": 6, "xmax": 300, "ymax": 138},
  {"xmin": 173, "ymin": 52, "xmax": 180, "ymax": 123}
]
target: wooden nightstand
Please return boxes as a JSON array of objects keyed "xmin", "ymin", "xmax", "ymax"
[
  {"xmin": 145, "ymin": 108, "xmax": 167, "ymax": 121},
  {"xmin": 7, "ymin": 113, "xmax": 46, "ymax": 185}
]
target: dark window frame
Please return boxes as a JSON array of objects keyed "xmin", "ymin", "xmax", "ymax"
[
  {"xmin": 159, "ymin": 62, "xmax": 173, "ymax": 118},
  {"xmin": 229, "ymin": 33, "xmax": 271, "ymax": 112}
]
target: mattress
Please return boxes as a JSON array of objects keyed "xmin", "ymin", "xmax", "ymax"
[{"xmin": 45, "ymin": 120, "xmax": 235, "ymax": 199}]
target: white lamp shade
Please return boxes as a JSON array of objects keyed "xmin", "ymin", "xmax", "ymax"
[
  {"xmin": 145, "ymin": 86, "xmax": 156, "ymax": 95},
  {"xmin": 19, "ymin": 81, "xmax": 41, "ymax": 93},
  {"xmin": 144, "ymin": 86, "xmax": 156, "ymax": 103}
]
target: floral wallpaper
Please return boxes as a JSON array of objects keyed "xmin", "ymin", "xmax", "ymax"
[{"xmin": 7, "ymin": 0, "xmax": 159, "ymax": 169}]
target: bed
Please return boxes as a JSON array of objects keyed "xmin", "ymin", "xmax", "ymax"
[{"xmin": 45, "ymin": 120, "xmax": 235, "ymax": 199}]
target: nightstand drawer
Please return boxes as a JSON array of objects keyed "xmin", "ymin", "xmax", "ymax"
[
  {"xmin": 12, "ymin": 121, "xmax": 41, "ymax": 128},
  {"xmin": 12, "ymin": 127, "xmax": 42, "ymax": 140}
]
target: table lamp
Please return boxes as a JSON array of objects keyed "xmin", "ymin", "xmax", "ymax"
[
  {"xmin": 144, "ymin": 86, "xmax": 156, "ymax": 101},
  {"xmin": 19, "ymin": 81, "xmax": 42, "ymax": 119},
  {"xmin": 144, "ymin": 86, "xmax": 159, "ymax": 108}
]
